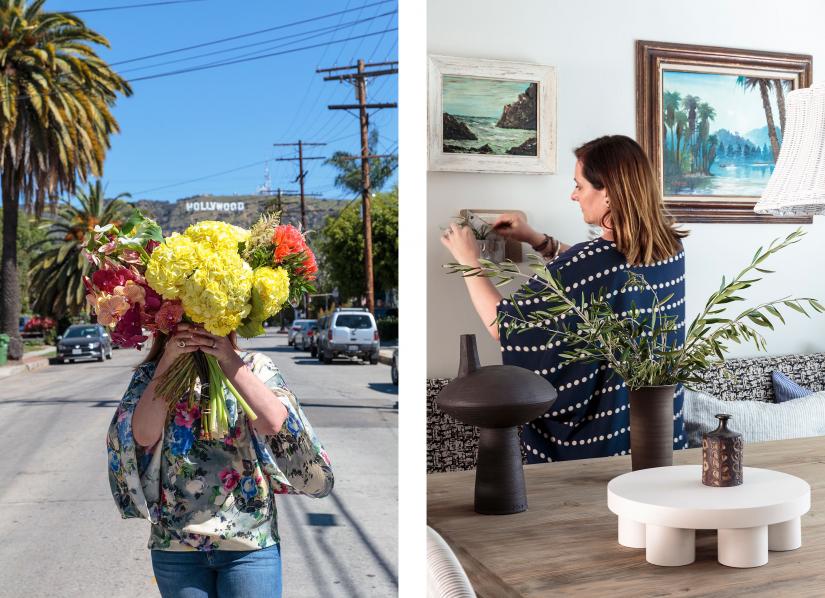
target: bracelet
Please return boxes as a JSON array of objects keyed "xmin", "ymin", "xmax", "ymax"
[{"xmin": 531, "ymin": 234, "xmax": 551, "ymax": 252}]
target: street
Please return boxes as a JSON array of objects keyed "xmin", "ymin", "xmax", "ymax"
[{"xmin": 0, "ymin": 331, "xmax": 398, "ymax": 598}]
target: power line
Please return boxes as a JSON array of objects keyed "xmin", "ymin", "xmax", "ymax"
[
  {"xmin": 119, "ymin": 10, "xmax": 395, "ymax": 75},
  {"xmin": 128, "ymin": 28, "xmax": 397, "ymax": 82},
  {"xmin": 110, "ymin": 0, "xmax": 394, "ymax": 66},
  {"xmin": 66, "ymin": 0, "xmax": 204, "ymax": 13},
  {"xmin": 132, "ymin": 159, "xmax": 271, "ymax": 196}
]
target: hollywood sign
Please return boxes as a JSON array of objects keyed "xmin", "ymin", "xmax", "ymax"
[{"xmin": 184, "ymin": 201, "xmax": 246, "ymax": 212}]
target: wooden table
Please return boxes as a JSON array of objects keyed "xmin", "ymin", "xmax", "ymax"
[{"xmin": 427, "ymin": 437, "xmax": 825, "ymax": 597}]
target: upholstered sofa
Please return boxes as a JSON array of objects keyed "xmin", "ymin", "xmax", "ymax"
[{"xmin": 427, "ymin": 353, "xmax": 825, "ymax": 473}]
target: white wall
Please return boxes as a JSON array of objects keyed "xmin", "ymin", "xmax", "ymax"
[{"xmin": 427, "ymin": 0, "xmax": 825, "ymax": 377}]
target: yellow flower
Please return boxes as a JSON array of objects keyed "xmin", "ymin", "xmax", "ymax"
[
  {"xmin": 184, "ymin": 221, "xmax": 250, "ymax": 252},
  {"xmin": 253, "ymin": 266, "xmax": 290, "ymax": 319},
  {"xmin": 145, "ymin": 233, "xmax": 199, "ymax": 299}
]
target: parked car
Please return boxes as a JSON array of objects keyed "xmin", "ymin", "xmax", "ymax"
[
  {"xmin": 293, "ymin": 321, "xmax": 318, "ymax": 352},
  {"xmin": 56, "ymin": 324, "xmax": 113, "ymax": 363},
  {"xmin": 288, "ymin": 319, "xmax": 315, "ymax": 346},
  {"xmin": 316, "ymin": 308, "xmax": 380, "ymax": 364},
  {"xmin": 391, "ymin": 348, "xmax": 398, "ymax": 385},
  {"xmin": 309, "ymin": 318, "xmax": 326, "ymax": 357}
]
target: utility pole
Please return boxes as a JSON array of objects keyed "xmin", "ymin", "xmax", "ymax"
[
  {"xmin": 273, "ymin": 141, "xmax": 326, "ymax": 231},
  {"xmin": 318, "ymin": 59, "xmax": 397, "ymax": 314}
]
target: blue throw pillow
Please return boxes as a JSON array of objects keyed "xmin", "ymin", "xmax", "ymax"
[{"xmin": 772, "ymin": 371, "xmax": 813, "ymax": 402}]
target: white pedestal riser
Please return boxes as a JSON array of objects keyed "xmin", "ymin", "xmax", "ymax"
[
  {"xmin": 718, "ymin": 526, "xmax": 768, "ymax": 568},
  {"xmin": 645, "ymin": 525, "xmax": 695, "ymax": 566}
]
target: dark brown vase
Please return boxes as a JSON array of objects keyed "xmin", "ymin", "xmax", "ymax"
[
  {"xmin": 437, "ymin": 334, "xmax": 557, "ymax": 515},
  {"xmin": 702, "ymin": 414, "xmax": 744, "ymax": 487},
  {"xmin": 629, "ymin": 385, "xmax": 675, "ymax": 471}
]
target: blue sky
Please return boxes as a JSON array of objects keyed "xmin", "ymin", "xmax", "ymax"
[
  {"xmin": 663, "ymin": 70, "xmax": 784, "ymax": 137},
  {"xmin": 48, "ymin": 0, "xmax": 398, "ymax": 202}
]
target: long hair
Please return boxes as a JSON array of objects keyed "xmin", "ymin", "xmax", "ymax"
[
  {"xmin": 139, "ymin": 330, "xmax": 240, "ymax": 367},
  {"xmin": 574, "ymin": 135, "xmax": 687, "ymax": 265}
]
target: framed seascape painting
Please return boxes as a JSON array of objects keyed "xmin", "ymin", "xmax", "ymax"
[
  {"xmin": 636, "ymin": 41, "xmax": 813, "ymax": 223},
  {"xmin": 428, "ymin": 55, "xmax": 556, "ymax": 174}
]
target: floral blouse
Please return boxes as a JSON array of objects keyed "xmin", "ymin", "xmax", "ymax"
[{"xmin": 107, "ymin": 351, "xmax": 334, "ymax": 552}]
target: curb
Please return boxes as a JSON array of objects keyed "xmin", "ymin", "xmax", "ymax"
[{"xmin": 0, "ymin": 356, "xmax": 50, "ymax": 379}]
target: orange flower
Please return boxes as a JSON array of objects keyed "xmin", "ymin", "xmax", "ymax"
[{"xmin": 272, "ymin": 225, "xmax": 307, "ymax": 263}]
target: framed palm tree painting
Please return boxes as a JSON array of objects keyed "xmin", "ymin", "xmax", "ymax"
[{"xmin": 636, "ymin": 41, "xmax": 813, "ymax": 223}]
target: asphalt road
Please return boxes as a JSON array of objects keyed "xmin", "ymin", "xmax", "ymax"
[{"xmin": 0, "ymin": 331, "xmax": 398, "ymax": 598}]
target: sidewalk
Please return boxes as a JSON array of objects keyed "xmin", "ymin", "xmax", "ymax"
[
  {"xmin": 0, "ymin": 346, "xmax": 54, "ymax": 380},
  {"xmin": 378, "ymin": 342, "xmax": 397, "ymax": 366}
]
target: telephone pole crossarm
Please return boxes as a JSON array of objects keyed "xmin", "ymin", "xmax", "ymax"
[{"xmin": 328, "ymin": 103, "xmax": 397, "ymax": 110}]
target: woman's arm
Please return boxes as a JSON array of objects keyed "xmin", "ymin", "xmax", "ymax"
[
  {"xmin": 132, "ymin": 324, "xmax": 222, "ymax": 447},
  {"xmin": 220, "ymin": 355, "xmax": 289, "ymax": 436},
  {"xmin": 492, "ymin": 213, "xmax": 570, "ymax": 258},
  {"xmin": 441, "ymin": 223, "xmax": 503, "ymax": 340}
]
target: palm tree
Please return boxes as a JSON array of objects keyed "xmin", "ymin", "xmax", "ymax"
[
  {"xmin": 772, "ymin": 78, "xmax": 792, "ymax": 140},
  {"xmin": 697, "ymin": 102, "xmax": 717, "ymax": 174},
  {"xmin": 325, "ymin": 128, "xmax": 397, "ymax": 194},
  {"xmin": 674, "ymin": 110, "xmax": 688, "ymax": 171},
  {"xmin": 662, "ymin": 90, "xmax": 681, "ymax": 159},
  {"xmin": 681, "ymin": 95, "xmax": 700, "ymax": 171},
  {"xmin": 28, "ymin": 181, "xmax": 131, "ymax": 318},
  {"xmin": 736, "ymin": 76, "xmax": 779, "ymax": 162},
  {"xmin": 0, "ymin": 1, "xmax": 131, "ymax": 359}
]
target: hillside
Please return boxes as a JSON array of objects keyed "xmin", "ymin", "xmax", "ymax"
[{"xmin": 132, "ymin": 193, "xmax": 349, "ymax": 234}]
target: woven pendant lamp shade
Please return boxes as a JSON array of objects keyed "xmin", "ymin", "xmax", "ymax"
[{"xmin": 754, "ymin": 82, "xmax": 825, "ymax": 216}]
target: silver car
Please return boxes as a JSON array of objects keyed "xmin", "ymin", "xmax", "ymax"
[
  {"xmin": 288, "ymin": 319, "xmax": 315, "ymax": 346},
  {"xmin": 317, "ymin": 308, "xmax": 380, "ymax": 364}
]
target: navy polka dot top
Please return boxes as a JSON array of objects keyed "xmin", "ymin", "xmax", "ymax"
[{"xmin": 497, "ymin": 237, "xmax": 687, "ymax": 463}]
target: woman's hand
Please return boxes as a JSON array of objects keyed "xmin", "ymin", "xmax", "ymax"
[
  {"xmin": 440, "ymin": 222, "xmax": 480, "ymax": 266},
  {"xmin": 492, "ymin": 212, "xmax": 544, "ymax": 247},
  {"xmin": 188, "ymin": 327, "xmax": 243, "ymax": 371},
  {"xmin": 157, "ymin": 323, "xmax": 205, "ymax": 373}
]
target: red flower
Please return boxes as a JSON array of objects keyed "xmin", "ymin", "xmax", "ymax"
[
  {"xmin": 219, "ymin": 467, "xmax": 241, "ymax": 491},
  {"xmin": 174, "ymin": 402, "xmax": 200, "ymax": 429},
  {"xmin": 111, "ymin": 305, "xmax": 147, "ymax": 348},
  {"xmin": 92, "ymin": 267, "xmax": 137, "ymax": 294},
  {"xmin": 272, "ymin": 225, "xmax": 308, "ymax": 263},
  {"xmin": 154, "ymin": 301, "xmax": 184, "ymax": 334},
  {"xmin": 146, "ymin": 240, "xmax": 161, "ymax": 254},
  {"xmin": 297, "ymin": 249, "xmax": 318, "ymax": 281}
]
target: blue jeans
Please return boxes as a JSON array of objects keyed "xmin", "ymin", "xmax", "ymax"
[{"xmin": 151, "ymin": 544, "xmax": 282, "ymax": 598}]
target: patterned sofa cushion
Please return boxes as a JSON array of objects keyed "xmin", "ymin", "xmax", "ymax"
[{"xmin": 427, "ymin": 353, "xmax": 825, "ymax": 473}]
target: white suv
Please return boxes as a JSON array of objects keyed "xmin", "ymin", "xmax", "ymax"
[{"xmin": 317, "ymin": 308, "xmax": 380, "ymax": 364}]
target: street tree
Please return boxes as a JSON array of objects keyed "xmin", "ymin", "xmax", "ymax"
[
  {"xmin": 29, "ymin": 181, "xmax": 131, "ymax": 318},
  {"xmin": 316, "ymin": 187, "xmax": 398, "ymax": 303},
  {"xmin": 0, "ymin": 0, "xmax": 131, "ymax": 359}
]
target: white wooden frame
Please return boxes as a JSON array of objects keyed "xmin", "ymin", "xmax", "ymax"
[{"xmin": 428, "ymin": 55, "xmax": 556, "ymax": 174}]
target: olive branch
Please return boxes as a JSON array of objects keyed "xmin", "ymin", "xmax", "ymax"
[{"xmin": 445, "ymin": 228, "xmax": 823, "ymax": 390}]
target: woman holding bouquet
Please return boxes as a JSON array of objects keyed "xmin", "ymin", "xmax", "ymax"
[{"xmin": 107, "ymin": 323, "xmax": 332, "ymax": 597}]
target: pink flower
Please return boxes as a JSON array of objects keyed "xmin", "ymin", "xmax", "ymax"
[
  {"xmin": 155, "ymin": 301, "xmax": 184, "ymax": 334},
  {"xmin": 174, "ymin": 403, "xmax": 200, "ymax": 428},
  {"xmin": 111, "ymin": 305, "xmax": 147, "ymax": 348},
  {"xmin": 219, "ymin": 467, "xmax": 241, "ymax": 491},
  {"xmin": 120, "ymin": 249, "xmax": 143, "ymax": 264},
  {"xmin": 146, "ymin": 240, "xmax": 161, "ymax": 254}
]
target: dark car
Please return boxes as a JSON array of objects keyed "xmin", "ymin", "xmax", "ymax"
[{"xmin": 56, "ymin": 324, "xmax": 113, "ymax": 363}]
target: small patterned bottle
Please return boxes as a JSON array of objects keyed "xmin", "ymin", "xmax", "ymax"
[{"xmin": 702, "ymin": 413, "xmax": 744, "ymax": 487}]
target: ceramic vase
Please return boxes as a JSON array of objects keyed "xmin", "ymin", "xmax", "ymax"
[
  {"xmin": 628, "ymin": 385, "xmax": 676, "ymax": 471},
  {"xmin": 702, "ymin": 413, "xmax": 744, "ymax": 487}
]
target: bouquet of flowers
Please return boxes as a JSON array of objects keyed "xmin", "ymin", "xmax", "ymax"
[{"xmin": 82, "ymin": 210, "xmax": 317, "ymax": 439}]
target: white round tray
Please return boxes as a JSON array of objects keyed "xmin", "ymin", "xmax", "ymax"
[{"xmin": 607, "ymin": 465, "xmax": 810, "ymax": 568}]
